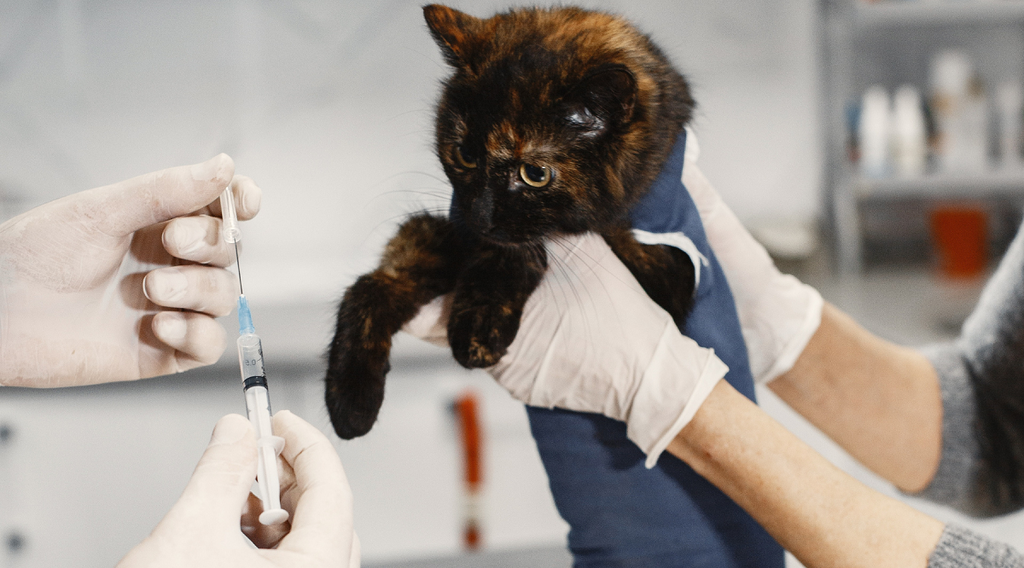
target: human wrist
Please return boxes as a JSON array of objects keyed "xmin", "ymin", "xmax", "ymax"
[
  {"xmin": 627, "ymin": 323, "xmax": 728, "ymax": 468},
  {"xmin": 665, "ymin": 380, "xmax": 739, "ymax": 474},
  {"xmin": 750, "ymin": 278, "xmax": 823, "ymax": 383}
]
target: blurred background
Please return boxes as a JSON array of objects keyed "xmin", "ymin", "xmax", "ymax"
[{"xmin": 1, "ymin": 0, "xmax": 1023, "ymax": 566}]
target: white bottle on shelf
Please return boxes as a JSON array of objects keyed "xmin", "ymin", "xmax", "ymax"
[
  {"xmin": 891, "ymin": 84, "xmax": 928, "ymax": 177},
  {"xmin": 930, "ymin": 50, "xmax": 980, "ymax": 173},
  {"xmin": 859, "ymin": 84, "xmax": 891, "ymax": 178}
]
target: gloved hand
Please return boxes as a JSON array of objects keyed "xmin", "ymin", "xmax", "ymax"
[
  {"xmin": 118, "ymin": 411, "xmax": 360, "ymax": 568},
  {"xmin": 681, "ymin": 132, "xmax": 823, "ymax": 383},
  {"xmin": 0, "ymin": 155, "xmax": 260, "ymax": 387},
  {"xmin": 405, "ymin": 232, "xmax": 729, "ymax": 467}
]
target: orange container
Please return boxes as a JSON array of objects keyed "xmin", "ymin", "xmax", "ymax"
[
  {"xmin": 454, "ymin": 391, "xmax": 483, "ymax": 551},
  {"xmin": 930, "ymin": 206, "xmax": 988, "ymax": 278}
]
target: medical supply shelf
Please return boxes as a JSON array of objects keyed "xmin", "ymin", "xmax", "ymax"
[
  {"xmin": 821, "ymin": 0, "xmax": 1024, "ymax": 272},
  {"xmin": 853, "ymin": 2, "xmax": 1024, "ymax": 27},
  {"xmin": 857, "ymin": 170, "xmax": 1024, "ymax": 199}
]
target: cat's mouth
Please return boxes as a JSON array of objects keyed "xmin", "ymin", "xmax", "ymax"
[
  {"xmin": 471, "ymin": 224, "xmax": 545, "ymax": 248},
  {"xmin": 480, "ymin": 226, "xmax": 510, "ymax": 241}
]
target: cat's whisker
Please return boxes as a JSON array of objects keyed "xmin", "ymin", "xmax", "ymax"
[
  {"xmin": 365, "ymin": 208, "xmax": 452, "ymax": 240},
  {"xmin": 373, "ymin": 189, "xmax": 453, "ymax": 206},
  {"xmin": 546, "ymin": 234, "xmax": 667, "ymax": 344},
  {"xmin": 544, "ymin": 237, "xmax": 605, "ymax": 345},
  {"xmin": 552, "ymin": 234, "xmax": 653, "ymax": 302}
]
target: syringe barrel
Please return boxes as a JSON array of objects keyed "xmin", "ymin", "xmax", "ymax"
[
  {"xmin": 236, "ymin": 331, "xmax": 287, "ymax": 525},
  {"xmin": 237, "ymin": 333, "xmax": 265, "ymax": 384},
  {"xmin": 238, "ymin": 332, "xmax": 274, "ymax": 435}
]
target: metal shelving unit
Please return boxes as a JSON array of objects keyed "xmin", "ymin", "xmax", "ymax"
[
  {"xmin": 857, "ymin": 170, "xmax": 1024, "ymax": 198},
  {"xmin": 821, "ymin": 0, "xmax": 1024, "ymax": 272},
  {"xmin": 854, "ymin": 1, "xmax": 1024, "ymax": 26}
]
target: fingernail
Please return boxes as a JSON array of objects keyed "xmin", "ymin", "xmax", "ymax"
[
  {"xmin": 242, "ymin": 184, "xmax": 262, "ymax": 216},
  {"xmin": 210, "ymin": 415, "xmax": 251, "ymax": 446},
  {"xmin": 147, "ymin": 268, "xmax": 188, "ymax": 303},
  {"xmin": 191, "ymin": 154, "xmax": 231, "ymax": 183},
  {"xmin": 154, "ymin": 312, "xmax": 187, "ymax": 341},
  {"xmin": 166, "ymin": 220, "xmax": 206, "ymax": 256},
  {"xmin": 142, "ymin": 273, "xmax": 153, "ymax": 302}
]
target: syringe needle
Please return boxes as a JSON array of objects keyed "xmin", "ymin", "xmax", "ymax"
[{"xmin": 234, "ymin": 241, "xmax": 244, "ymax": 296}]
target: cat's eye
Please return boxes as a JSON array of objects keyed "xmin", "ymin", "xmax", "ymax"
[
  {"xmin": 520, "ymin": 164, "xmax": 551, "ymax": 187},
  {"xmin": 454, "ymin": 145, "xmax": 478, "ymax": 169}
]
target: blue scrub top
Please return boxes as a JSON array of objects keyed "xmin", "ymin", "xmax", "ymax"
[{"xmin": 524, "ymin": 131, "xmax": 784, "ymax": 567}]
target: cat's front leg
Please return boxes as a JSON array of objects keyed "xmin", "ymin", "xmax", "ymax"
[
  {"xmin": 448, "ymin": 244, "xmax": 547, "ymax": 368},
  {"xmin": 602, "ymin": 227, "xmax": 697, "ymax": 327},
  {"xmin": 326, "ymin": 213, "xmax": 464, "ymax": 439}
]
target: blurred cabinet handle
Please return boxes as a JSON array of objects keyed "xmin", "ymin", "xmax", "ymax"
[
  {"xmin": 6, "ymin": 530, "xmax": 25, "ymax": 555},
  {"xmin": 0, "ymin": 423, "xmax": 14, "ymax": 445}
]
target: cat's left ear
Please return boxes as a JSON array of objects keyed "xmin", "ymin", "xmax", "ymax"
[
  {"xmin": 423, "ymin": 4, "xmax": 483, "ymax": 69},
  {"xmin": 567, "ymin": 64, "xmax": 638, "ymax": 133}
]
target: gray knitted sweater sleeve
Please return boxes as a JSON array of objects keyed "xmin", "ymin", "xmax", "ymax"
[
  {"xmin": 929, "ymin": 525, "xmax": 1024, "ymax": 568},
  {"xmin": 915, "ymin": 218, "xmax": 1024, "ymax": 516}
]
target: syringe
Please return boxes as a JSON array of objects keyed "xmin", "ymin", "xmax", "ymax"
[{"xmin": 221, "ymin": 188, "xmax": 289, "ymax": 526}]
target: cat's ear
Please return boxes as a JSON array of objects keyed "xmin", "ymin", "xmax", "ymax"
[
  {"xmin": 423, "ymin": 4, "xmax": 483, "ymax": 68},
  {"xmin": 576, "ymin": 64, "xmax": 637, "ymax": 121},
  {"xmin": 566, "ymin": 64, "xmax": 637, "ymax": 134}
]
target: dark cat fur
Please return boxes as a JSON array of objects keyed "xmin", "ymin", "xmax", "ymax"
[{"xmin": 326, "ymin": 5, "xmax": 698, "ymax": 439}]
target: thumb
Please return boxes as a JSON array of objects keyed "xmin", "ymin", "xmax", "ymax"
[
  {"xmin": 89, "ymin": 154, "xmax": 235, "ymax": 237},
  {"xmin": 154, "ymin": 414, "xmax": 257, "ymax": 536}
]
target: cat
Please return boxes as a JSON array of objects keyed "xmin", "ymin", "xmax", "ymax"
[{"xmin": 326, "ymin": 4, "xmax": 698, "ymax": 440}]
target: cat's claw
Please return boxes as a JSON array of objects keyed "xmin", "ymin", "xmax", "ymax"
[
  {"xmin": 458, "ymin": 337, "xmax": 507, "ymax": 367},
  {"xmin": 448, "ymin": 308, "xmax": 520, "ymax": 368}
]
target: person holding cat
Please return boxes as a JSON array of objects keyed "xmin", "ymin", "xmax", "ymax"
[
  {"xmin": 320, "ymin": 4, "xmax": 1021, "ymax": 566},
  {"xmin": 407, "ymin": 127, "xmax": 1024, "ymax": 567},
  {"xmin": 0, "ymin": 156, "xmax": 358, "ymax": 566}
]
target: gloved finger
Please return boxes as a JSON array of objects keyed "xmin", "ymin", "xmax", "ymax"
[
  {"xmin": 151, "ymin": 414, "xmax": 256, "ymax": 537},
  {"xmin": 151, "ymin": 311, "xmax": 228, "ymax": 367},
  {"xmin": 202, "ymin": 175, "xmax": 263, "ymax": 221},
  {"xmin": 241, "ymin": 491, "xmax": 291, "ymax": 549},
  {"xmin": 273, "ymin": 410, "xmax": 355, "ymax": 562},
  {"xmin": 244, "ymin": 443, "xmax": 297, "ymax": 549},
  {"xmin": 350, "ymin": 531, "xmax": 361, "ymax": 567},
  {"xmin": 88, "ymin": 154, "xmax": 235, "ymax": 238},
  {"xmin": 162, "ymin": 215, "xmax": 238, "ymax": 267},
  {"xmin": 130, "ymin": 222, "xmax": 176, "ymax": 266},
  {"xmin": 143, "ymin": 266, "xmax": 239, "ymax": 317}
]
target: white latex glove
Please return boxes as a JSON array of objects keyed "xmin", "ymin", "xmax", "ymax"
[
  {"xmin": 118, "ymin": 411, "xmax": 360, "ymax": 568},
  {"xmin": 0, "ymin": 155, "xmax": 261, "ymax": 387},
  {"xmin": 405, "ymin": 233, "xmax": 728, "ymax": 468},
  {"xmin": 682, "ymin": 130, "xmax": 823, "ymax": 384}
]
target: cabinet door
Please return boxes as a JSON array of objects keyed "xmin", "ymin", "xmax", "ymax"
[{"xmin": 0, "ymin": 374, "xmax": 239, "ymax": 568}]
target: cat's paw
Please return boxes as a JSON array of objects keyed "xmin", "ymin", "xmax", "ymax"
[
  {"xmin": 324, "ymin": 339, "xmax": 391, "ymax": 440},
  {"xmin": 448, "ymin": 303, "xmax": 522, "ymax": 368}
]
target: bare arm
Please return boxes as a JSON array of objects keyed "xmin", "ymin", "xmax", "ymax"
[
  {"xmin": 766, "ymin": 302, "xmax": 943, "ymax": 492},
  {"xmin": 669, "ymin": 379, "xmax": 945, "ymax": 568},
  {"xmin": 683, "ymin": 155, "xmax": 944, "ymax": 493}
]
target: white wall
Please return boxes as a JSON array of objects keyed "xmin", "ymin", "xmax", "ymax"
[{"xmin": 0, "ymin": 0, "xmax": 822, "ymax": 303}]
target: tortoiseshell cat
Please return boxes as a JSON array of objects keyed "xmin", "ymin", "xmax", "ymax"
[{"xmin": 326, "ymin": 5, "xmax": 698, "ymax": 439}]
